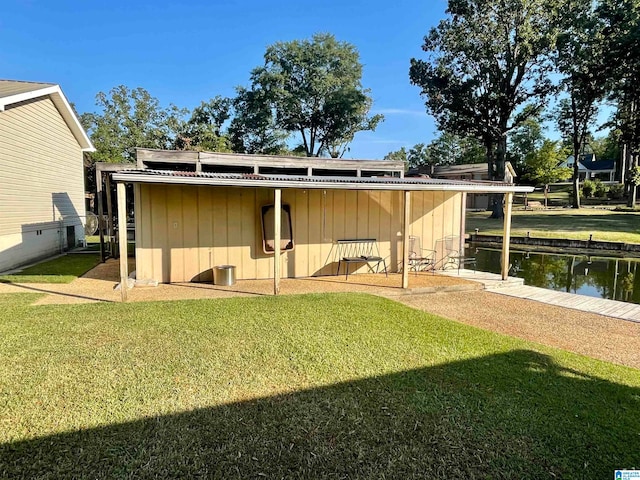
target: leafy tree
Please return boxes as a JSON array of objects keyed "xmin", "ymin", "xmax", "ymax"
[
  {"xmin": 243, "ymin": 33, "xmax": 382, "ymax": 157},
  {"xmin": 589, "ymin": 131, "xmax": 621, "ymax": 164},
  {"xmin": 383, "ymin": 147, "xmax": 408, "ymax": 163},
  {"xmin": 383, "ymin": 147, "xmax": 410, "ymax": 170},
  {"xmin": 508, "ymin": 116, "xmax": 545, "ymax": 176},
  {"xmin": 384, "ymin": 143, "xmax": 432, "ymax": 171},
  {"xmin": 80, "ymin": 85, "xmax": 185, "ymax": 164},
  {"xmin": 524, "ymin": 140, "xmax": 571, "ymax": 207},
  {"xmin": 407, "ymin": 143, "xmax": 430, "ymax": 169},
  {"xmin": 555, "ymin": 0, "xmax": 607, "ymax": 209},
  {"xmin": 599, "ymin": 0, "xmax": 640, "ymax": 206},
  {"xmin": 229, "ymin": 86, "xmax": 289, "ymax": 155},
  {"xmin": 174, "ymin": 96, "xmax": 232, "ymax": 152},
  {"xmin": 384, "ymin": 134, "xmax": 484, "ymax": 173},
  {"xmin": 427, "ymin": 132, "xmax": 485, "ymax": 166},
  {"xmin": 409, "ymin": 0, "xmax": 560, "ymax": 217}
]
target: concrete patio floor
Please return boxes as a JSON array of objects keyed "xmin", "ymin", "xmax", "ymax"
[{"xmin": 0, "ymin": 259, "xmax": 481, "ymax": 305}]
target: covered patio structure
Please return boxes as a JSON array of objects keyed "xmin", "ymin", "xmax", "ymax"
[{"xmin": 110, "ymin": 149, "xmax": 532, "ymax": 301}]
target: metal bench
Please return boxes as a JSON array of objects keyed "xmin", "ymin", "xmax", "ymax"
[
  {"xmin": 336, "ymin": 239, "xmax": 388, "ymax": 279},
  {"xmin": 525, "ymin": 200, "xmax": 544, "ymax": 210}
]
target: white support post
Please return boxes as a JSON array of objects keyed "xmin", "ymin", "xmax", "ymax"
[
  {"xmin": 117, "ymin": 182, "xmax": 129, "ymax": 302},
  {"xmin": 106, "ymin": 174, "xmax": 115, "ymax": 256},
  {"xmin": 96, "ymin": 167, "xmax": 105, "ymax": 263},
  {"xmin": 501, "ymin": 192, "xmax": 514, "ymax": 280},
  {"xmin": 459, "ymin": 192, "xmax": 467, "ymax": 254},
  {"xmin": 274, "ymin": 189, "xmax": 281, "ymax": 295},
  {"xmin": 402, "ymin": 190, "xmax": 411, "ymax": 289}
]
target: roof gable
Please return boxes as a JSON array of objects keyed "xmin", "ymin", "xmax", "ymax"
[{"xmin": 0, "ymin": 80, "xmax": 94, "ymax": 152}]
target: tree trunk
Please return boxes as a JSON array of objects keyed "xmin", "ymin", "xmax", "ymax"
[
  {"xmin": 628, "ymin": 153, "xmax": 638, "ymax": 207},
  {"xmin": 544, "ymin": 184, "xmax": 549, "ymax": 208},
  {"xmin": 572, "ymin": 141, "xmax": 581, "ymax": 209},
  {"xmin": 489, "ymin": 135, "xmax": 507, "ymax": 219},
  {"xmin": 620, "ymin": 143, "xmax": 627, "ymax": 188}
]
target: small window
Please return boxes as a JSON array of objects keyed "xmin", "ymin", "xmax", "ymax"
[{"xmin": 261, "ymin": 204, "xmax": 294, "ymax": 254}]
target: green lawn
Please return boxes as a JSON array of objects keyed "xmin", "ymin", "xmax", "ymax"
[
  {"xmin": 467, "ymin": 208, "xmax": 640, "ymax": 244},
  {"xmin": 0, "ymin": 253, "xmax": 100, "ymax": 283},
  {"xmin": 0, "ymin": 293, "xmax": 638, "ymax": 478}
]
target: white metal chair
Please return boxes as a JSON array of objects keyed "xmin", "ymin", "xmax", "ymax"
[
  {"xmin": 408, "ymin": 235, "xmax": 436, "ymax": 273},
  {"xmin": 440, "ymin": 235, "xmax": 476, "ymax": 274}
]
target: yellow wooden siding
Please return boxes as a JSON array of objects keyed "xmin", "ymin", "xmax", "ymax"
[{"xmin": 135, "ymin": 184, "xmax": 462, "ymax": 283}]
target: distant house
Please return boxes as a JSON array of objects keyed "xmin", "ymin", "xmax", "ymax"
[
  {"xmin": 561, "ymin": 153, "xmax": 616, "ymax": 182},
  {"xmin": 0, "ymin": 80, "xmax": 94, "ymax": 272}
]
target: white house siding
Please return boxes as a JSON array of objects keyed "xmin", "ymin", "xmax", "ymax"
[{"xmin": 0, "ymin": 96, "xmax": 86, "ymax": 271}]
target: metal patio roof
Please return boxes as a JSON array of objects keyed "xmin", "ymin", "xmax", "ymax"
[{"xmin": 112, "ymin": 169, "xmax": 534, "ymax": 193}]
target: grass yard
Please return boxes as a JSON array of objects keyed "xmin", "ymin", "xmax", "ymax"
[
  {"xmin": 0, "ymin": 253, "xmax": 100, "ymax": 283},
  {"xmin": 525, "ymin": 184, "xmax": 573, "ymax": 206},
  {"xmin": 467, "ymin": 208, "xmax": 640, "ymax": 244},
  {"xmin": 0, "ymin": 293, "xmax": 638, "ymax": 479}
]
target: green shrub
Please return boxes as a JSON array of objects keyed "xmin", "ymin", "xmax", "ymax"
[
  {"xmin": 581, "ymin": 179, "xmax": 596, "ymax": 198},
  {"xmin": 608, "ymin": 183, "xmax": 625, "ymax": 200},
  {"xmin": 594, "ymin": 179, "xmax": 609, "ymax": 198}
]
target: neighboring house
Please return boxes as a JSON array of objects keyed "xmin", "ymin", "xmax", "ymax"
[
  {"xmin": 431, "ymin": 163, "xmax": 490, "ymax": 210},
  {"xmin": 429, "ymin": 162, "xmax": 517, "ymax": 210},
  {"xmin": 107, "ymin": 150, "xmax": 530, "ymax": 292},
  {"xmin": 561, "ymin": 153, "xmax": 616, "ymax": 182},
  {"xmin": 0, "ymin": 80, "xmax": 95, "ymax": 272}
]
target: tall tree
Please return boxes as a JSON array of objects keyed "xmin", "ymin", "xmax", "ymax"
[
  {"xmin": 507, "ymin": 116, "xmax": 545, "ymax": 176},
  {"xmin": 524, "ymin": 140, "xmax": 572, "ymax": 207},
  {"xmin": 80, "ymin": 85, "xmax": 185, "ymax": 163},
  {"xmin": 228, "ymin": 86, "xmax": 289, "ymax": 155},
  {"xmin": 409, "ymin": 0, "xmax": 560, "ymax": 217},
  {"xmin": 589, "ymin": 131, "xmax": 621, "ymax": 165},
  {"xmin": 243, "ymin": 33, "xmax": 382, "ymax": 157},
  {"xmin": 407, "ymin": 143, "xmax": 430, "ymax": 169},
  {"xmin": 599, "ymin": 0, "xmax": 640, "ymax": 206},
  {"xmin": 383, "ymin": 147, "xmax": 410, "ymax": 170},
  {"xmin": 427, "ymin": 132, "xmax": 485, "ymax": 166},
  {"xmin": 174, "ymin": 96, "xmax": 232, "ymax": 152},
  {"xmin": 556, "ymin": 0, "xmax": 607, "ymax": 209}
]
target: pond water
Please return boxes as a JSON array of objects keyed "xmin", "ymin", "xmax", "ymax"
[{"xmin": 468, "ymin": 246, "xmax": 640, "ymax": 305}]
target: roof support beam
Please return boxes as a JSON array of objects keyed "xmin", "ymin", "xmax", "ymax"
[
  {"xmin": 96, "ymin": 168, "xmax": 105, "ymax": 263},
  {"xmin": 117, "ymin": 182, "xmax": 129, "ymax": 302},
  {"xmin": 402, "ymin": 190, "xmax": 410, "ymax": 289},
  {"xmin": 274, "ymin": 188, "xmax": 282, "ymax": 295},
  {"xmin": 459, "ymin": 192, "xmax": 467, "ymax": 255},
  {"xmin": 501, "ymin": 192, "xmax": 514, "ymax": 280},
  {"xmin": 106, "ymin": 174, "xmax": 115, "ymax": 260}
]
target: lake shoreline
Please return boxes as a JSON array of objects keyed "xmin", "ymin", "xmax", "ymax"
[{"xmin": 470, "ymin": 234, "xmax": 640, "ymax": 258}]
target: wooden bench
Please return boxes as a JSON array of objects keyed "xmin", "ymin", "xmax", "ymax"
[{"xmin": 336, "ymin": 239, "xmax": 388, "ymax": 279}]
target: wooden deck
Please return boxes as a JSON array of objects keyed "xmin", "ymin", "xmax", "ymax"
[{"xmin": 439, "ymin": 269, "xmax": 640, "ymax": 323}]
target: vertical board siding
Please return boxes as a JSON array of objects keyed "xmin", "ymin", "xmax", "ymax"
[
  {"xmin": 137, "ymin": 184, "xmax": 464, "ymax": 283},
  {"xmin": 197, "ymin": 186, "xmax": 214, "ymax": 282},
  {"xmin": 0, "ymin": 97, "xmax": 85, "ymax": 271}
]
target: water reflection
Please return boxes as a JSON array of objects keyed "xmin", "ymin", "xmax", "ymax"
[{"xmin": 469, "ymin": 246, "xmax": 640, "ymax": 305}]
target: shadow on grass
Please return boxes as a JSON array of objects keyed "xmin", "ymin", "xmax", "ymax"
[
  {"xmin": 0, "ymin": 282, "xmax": 115, "ymax": 303},
  {"xmin": 1, "ymin": 349, "xmax": 638, "ymax": 479}
]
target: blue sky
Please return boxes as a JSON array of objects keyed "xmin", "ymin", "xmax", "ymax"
[{"xmin": 0, "ymin": 0, "xmax": 449, "ymax": 159}]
